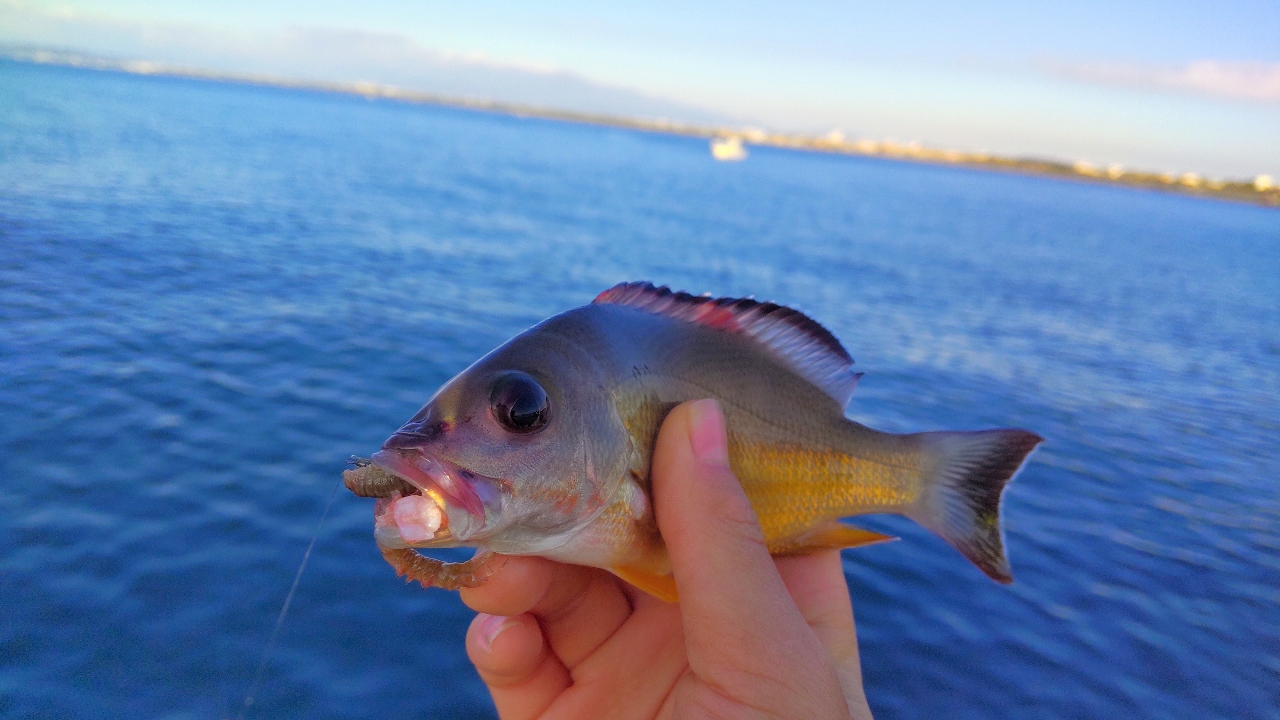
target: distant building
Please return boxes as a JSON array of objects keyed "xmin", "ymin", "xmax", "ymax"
[
  {"xmin": 1256, "ymin": 175, "xmax": 1275, "ymax": 191},
  {"xmin": 1073, "ymin": 161, "xmax": 1101, "ymax": 177}
]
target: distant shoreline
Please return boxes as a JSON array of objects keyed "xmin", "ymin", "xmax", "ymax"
[{"xmin": 4, "ymin": 46, "xmax": 1276, "ymax": 208}]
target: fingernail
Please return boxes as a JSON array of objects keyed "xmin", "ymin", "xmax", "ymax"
[
  {"xmin": 688, "ymin": 399, "xmax": 730, "ymax": 468},
  {"xmin": 477, "ymin": 613, "xmax": 514, "ymax": 652}
]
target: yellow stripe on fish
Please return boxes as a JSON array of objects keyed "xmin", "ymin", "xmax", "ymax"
[{"xmin": 728, "ymin": 436, "xmax": 922, "ymax": 543}]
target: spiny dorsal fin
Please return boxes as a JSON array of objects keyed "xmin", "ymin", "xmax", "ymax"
[{"xmin": 594, "ymin": 282, "xmax": 863, "ymax": 408}]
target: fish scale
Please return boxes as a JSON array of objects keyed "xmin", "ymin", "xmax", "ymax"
[{"xmin": 729, "ymin": 441, "xmax": 914, "ymax": 542}]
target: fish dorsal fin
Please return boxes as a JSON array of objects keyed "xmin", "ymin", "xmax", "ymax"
[{"xmin": 594, "ymin": 282, "xmax": 862, "ymax": 408}]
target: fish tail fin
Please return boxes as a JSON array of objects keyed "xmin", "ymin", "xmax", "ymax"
[{"xmin": 908, "ymin": 429, "xmax": 1043, "ymax": 584}]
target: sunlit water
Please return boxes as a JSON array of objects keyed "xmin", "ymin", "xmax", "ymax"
[{"xmin": 2, "ymin": 60, "xmax": 1278, "ymax": 719}]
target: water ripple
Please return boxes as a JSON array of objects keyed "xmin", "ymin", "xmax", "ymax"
[{"xmin": 2, "ymin": 60, "xmax": 1278, "ymax": 719}]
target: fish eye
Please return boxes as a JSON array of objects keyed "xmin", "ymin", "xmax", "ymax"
[{"xmin": 489, "ymin": 372, "xmax": 550, "ymax": 434}]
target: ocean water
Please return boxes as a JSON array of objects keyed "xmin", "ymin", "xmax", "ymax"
[{"xmin": 2, "ymin": 58, "xmax": 1278, "ymax": 719}]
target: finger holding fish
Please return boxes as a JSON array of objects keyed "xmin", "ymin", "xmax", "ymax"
[
  {"xmin": 462, "ymin": 397, "xmax": 869, "ymax": 720},
  {"xmin": 461, "ymin": 556, "xmax": 635, "ymax": 671},
  {"xmin": 466, "ymin": 611, "xmax": 570, "ymax": 720},
  {"xmin": 653, "ymin": 399, "xmax": 853, "ymax": 719},
  {"xmin": 774, "ymin": 549, "xmax": 871, "ymax": 716},
  {"xmin": 461, "ymin": 559, "xmax": 682, "ymax": 720}
]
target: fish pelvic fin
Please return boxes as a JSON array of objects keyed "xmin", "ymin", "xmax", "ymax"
[
  {"xmin": 769, "ymin": 521, "xmax": 897, "ymax": 556},
  {"xmin": 610, "ymin": 565, "xmax": 679, "ymax": 603},
  {"xmin": 910, "ymin": 429, "xmax": 1043, "ymax": 584}
]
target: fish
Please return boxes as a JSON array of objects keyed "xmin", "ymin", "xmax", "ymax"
[{"xmin": 345, "ymin": 282, "xmax": 1043, "ymax": 601}]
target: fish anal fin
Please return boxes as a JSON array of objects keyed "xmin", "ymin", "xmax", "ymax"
[
  {"xmin": 769, "ymin": 522, "xmax": 897, "ymax": 557},
  {"xmin": 611, "ymin": 565, "xmax": 679, "ymax": 603}
]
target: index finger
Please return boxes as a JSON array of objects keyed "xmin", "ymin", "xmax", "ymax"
[
  {"xmin": 460, "ymin": 555, "xmax": 633, "ymax": 671},
  {"xmin": 776, "ymin": 551, "xmax": 872, "ymax": 720},
  {"xmin": 775, "ymin": 550, "xmax": 857, "ymax": 660}
]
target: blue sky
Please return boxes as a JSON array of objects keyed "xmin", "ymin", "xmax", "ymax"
[{"xmin": 3, "ymin": 0, "xmax": 1278, "ymax": 176}]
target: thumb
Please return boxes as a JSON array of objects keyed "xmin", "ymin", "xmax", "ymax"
[{"xmin": 651, "ymin": 399, "xmax": 799, "ymax": 652}]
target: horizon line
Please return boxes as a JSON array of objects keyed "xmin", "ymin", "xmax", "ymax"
[{"xmin": 3, "ymin": 44, "xmax": 1276, "ymax": 208}]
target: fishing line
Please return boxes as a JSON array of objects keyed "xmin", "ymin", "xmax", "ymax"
[{"xmin": 236, "ymin": 477, "xmax": 342, "ymax": 720}]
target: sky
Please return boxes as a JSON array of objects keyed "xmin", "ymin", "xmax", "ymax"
[{"xmin": 3, "ymin": 0, "xmax": 1279, "ymax": 177}]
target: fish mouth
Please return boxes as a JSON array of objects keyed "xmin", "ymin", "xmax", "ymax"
[{"xmin": 368, "ymin": 449, "xmax": 502, "ymax": 548}]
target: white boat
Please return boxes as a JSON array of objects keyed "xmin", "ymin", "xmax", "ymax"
[{"xmin": 710, "ymin": 135, "xmax": 748, "ymax": 162}]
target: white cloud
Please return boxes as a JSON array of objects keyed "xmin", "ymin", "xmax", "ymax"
[{"xmin": 1051, "ymin": 59, "xmax": 1280, "ymax": 103}]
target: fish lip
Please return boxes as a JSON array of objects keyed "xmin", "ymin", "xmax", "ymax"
[
  {"xmin": 382, "ymin": 419, "xmax": 448, "ymax": 449},
  {"xmin": 369, "ymin": 449, "xmax": 492, "ymax": 541}
]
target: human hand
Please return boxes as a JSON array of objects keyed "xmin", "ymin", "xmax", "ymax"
[{"xmin": 462, "ymin": 399, "xmax": 874, "ymax": 720}]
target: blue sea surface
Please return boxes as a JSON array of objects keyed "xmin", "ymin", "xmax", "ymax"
[{"xmin": 2, "ymin": 59, "xmax": 1278, "ymax": 719}]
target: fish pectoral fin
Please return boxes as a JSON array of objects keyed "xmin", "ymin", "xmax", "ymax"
[
  {"xmin": 610, "ymin": 565, "xmax": 679, "ymax": 603},
  {"xmin": 770, "ymin": 522, "xmax": 898, "ymax": 556}
]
